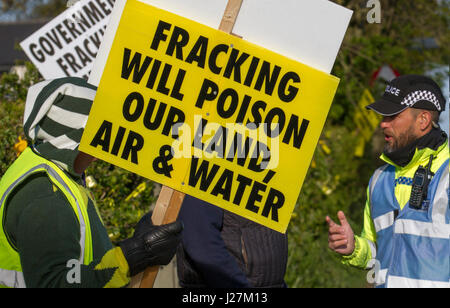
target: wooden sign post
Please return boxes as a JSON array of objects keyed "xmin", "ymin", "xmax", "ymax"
[
  {"xmin": 129, "ymin": 186, "xmax": 185, "ymax": 288},
  {"xmin": 130, "ymin": 0, "xmax": 244, "ymax": 288}
]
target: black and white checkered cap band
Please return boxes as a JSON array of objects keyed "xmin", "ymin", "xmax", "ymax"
[{"xmin": 400, "ymin": 90, "xmax": 441, "ymax": 111}]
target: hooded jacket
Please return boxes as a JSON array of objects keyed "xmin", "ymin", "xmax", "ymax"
[{"xmin": 0, "ymin": 78, "xmax": 130, "ymax": 288}]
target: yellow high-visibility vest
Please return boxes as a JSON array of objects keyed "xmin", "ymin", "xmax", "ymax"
[{"xmin": 0, "ymin": 148, "xmax": 93, "ymax": 288}]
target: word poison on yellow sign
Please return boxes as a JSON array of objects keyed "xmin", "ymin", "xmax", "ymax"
[{"xmin": 80, "ymin": 0, "xmax": 340, "ymax": 233}]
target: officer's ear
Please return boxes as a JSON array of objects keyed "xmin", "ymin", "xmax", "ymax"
[{"xmin": 413, "ymin": 109, "xmax": 433, "ymax": 131}]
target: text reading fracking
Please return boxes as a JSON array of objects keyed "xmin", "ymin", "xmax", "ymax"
[{"xmin": 79, "ymin": 0, "xmax": 340, "ymax": 233}]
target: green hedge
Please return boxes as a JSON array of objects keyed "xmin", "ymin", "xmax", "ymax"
[{"xmin": 285, "ymin": 123, "xmax": 377, "ymax": 287}]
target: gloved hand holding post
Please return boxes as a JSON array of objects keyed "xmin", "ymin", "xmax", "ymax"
[{"xmin": 119, "ymin": 212, "xmax": 183, "ymax": 277}]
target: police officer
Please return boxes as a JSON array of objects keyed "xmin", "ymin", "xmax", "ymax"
[{"xmin": 326, "ymin": 75, "xmax": 449, "ymax": 288}]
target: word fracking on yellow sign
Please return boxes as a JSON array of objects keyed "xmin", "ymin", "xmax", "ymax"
[{"xmin": 80, "ymin": 0, "xmax": 340, "ymax": 233}]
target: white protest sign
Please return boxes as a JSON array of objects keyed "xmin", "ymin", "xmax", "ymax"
[
  {"xmin": 233, "ymin": 0, "xmax": 353, "ymax": 73},
  {"xmin": 20, "ymin": 0, "xmax": 116, "ymax": 79}
]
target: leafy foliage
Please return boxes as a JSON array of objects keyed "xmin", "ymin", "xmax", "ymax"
[
  {"xmin": 0, "ymin": 62, "xmax": 39, "ymax": 174},
  {"xmin": 0, "ymin": 0, "xmax": 67, "ymax": 20},
  {"xmin": 86, "ymin": 161, "xmax": 158, "ymax": 243}
]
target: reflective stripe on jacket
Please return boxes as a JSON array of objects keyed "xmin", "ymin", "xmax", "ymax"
[
  {"xmin": 369, "ymin": 156, "xmax": 449, "ymax": 288},
  {"xmin": 0, "ymin": 148, "xmax": 93, "ymax": 288}
]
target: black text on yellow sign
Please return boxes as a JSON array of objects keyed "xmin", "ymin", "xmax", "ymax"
[{"xmin": 80, "ymin": 0, "xmax": 340, "ymax": 233}]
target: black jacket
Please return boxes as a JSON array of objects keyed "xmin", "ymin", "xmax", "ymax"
[{"xmin": 177, "ymin": 195, "xmax": 288, "ymax": 288}]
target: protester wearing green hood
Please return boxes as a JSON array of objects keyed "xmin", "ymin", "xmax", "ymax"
[{"xmin": 0, "ymin": 77, "xmax": 182, "ymax": 288}]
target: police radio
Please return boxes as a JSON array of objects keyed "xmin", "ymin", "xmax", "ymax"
[{"xmin": 409, "ymin": 155, "xmax": 434, "ymax": 210}]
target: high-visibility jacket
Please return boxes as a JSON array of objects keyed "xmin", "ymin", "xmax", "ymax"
[
  {"xmin": 342, "ymin": 139, "xmax": 449, "ymax": 288},
  {"xmin": 369, "ymin": 157, "xmax": 449, "ymax": 287},
  {"xmin": 0, "ymin": 148, "xmax": 93, "ymax": 288}
]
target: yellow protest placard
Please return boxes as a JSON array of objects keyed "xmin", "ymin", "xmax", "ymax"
[
  {"xmin": 358, "ymin": 89, "xmax": 380, "ymax": 131},
  {"xmin": 79, "ymin": 0, "xmax": 340, "ymax": 233},
  {"xmin": 354, "ymin": 89, "xmax": 381, "ymax": 157}
]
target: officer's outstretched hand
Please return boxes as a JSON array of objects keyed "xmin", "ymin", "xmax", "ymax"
[
  {"xmin": 326, "ymin": 211, "xmax": 355, "ymax": 256},
  {"xmin": 119, "ymin": 212, "xmax": 183, "ymax": 276}
]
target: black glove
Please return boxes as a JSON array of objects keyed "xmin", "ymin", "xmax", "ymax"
[{"xmin": 119, "ymin": 212, "xmax": 183, "ymax": 276}]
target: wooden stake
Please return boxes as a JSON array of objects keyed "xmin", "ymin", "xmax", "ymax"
[
  {"xmin": 140, "ymin": 187, "xmax": 185, "ymax": 288},
  {"xmin": 128, "ymin": 186, "xmax": 185, "ymax": 288},
  {"xmin": 219, "ymin": 0, "xmax": 244, "ymax": 34},
  {"xmin": 131, "ymin": 0, "xmax": 243, "ymax": 288}
]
